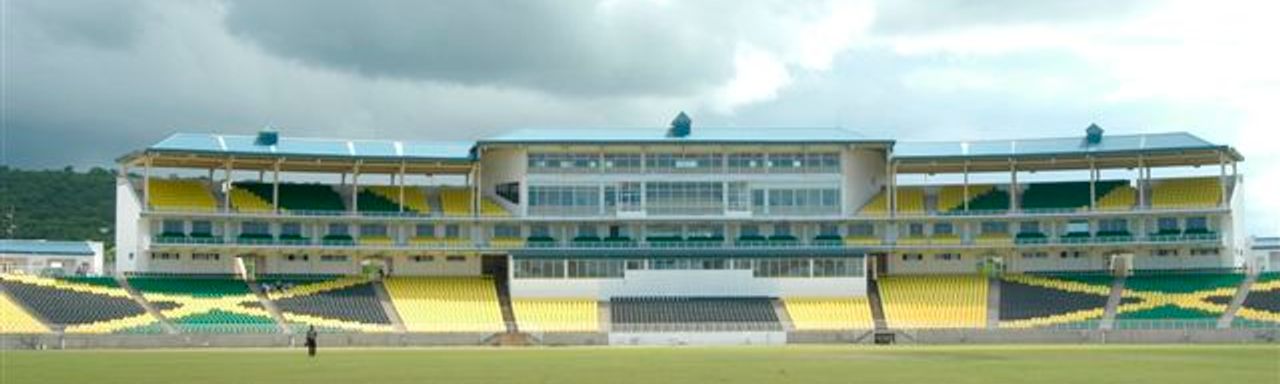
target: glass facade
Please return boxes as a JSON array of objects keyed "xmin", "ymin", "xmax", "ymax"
[{"xmin": 513, "ymin": 256, "xmax": 863, "ymax": 279}]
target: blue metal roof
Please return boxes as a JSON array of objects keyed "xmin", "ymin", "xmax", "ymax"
[
  {"xmin": 0, "ymin": 240, "xmax": 96, "ymax": 256},
  {"xmin": 894, "ymin": 132, "xmax": 1234, "ymax": 160},
  {"xmin": 480, "ymin": 126, "xmax": 885, "ymax": 145},
  {"xmin": 149, "ymin": 133, "xmax": 475, "ymax": 161}
]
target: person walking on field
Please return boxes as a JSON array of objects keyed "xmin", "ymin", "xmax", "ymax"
[{"xmin": 305, "ymin": 325, "xmax": 318, "ymax": 357}]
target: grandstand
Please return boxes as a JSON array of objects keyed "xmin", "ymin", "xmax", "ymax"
[{"xmin": 8, "ymin": 118, "xmax": 1238, "ymax": 345}]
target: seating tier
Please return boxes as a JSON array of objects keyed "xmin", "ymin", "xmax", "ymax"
[
  {"xmin": 385, "ymin": 277, "xmax": 505, "ymax": 333},
  {"xmin": 879, "ymin": 275, "xmax": 987, "ymax": 328}
]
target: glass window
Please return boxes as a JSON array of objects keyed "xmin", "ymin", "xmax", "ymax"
[
  {"xmin": 1018, "ymin": 221, "xmax": 1040, "ymax": 234},
  {"xmin": 360, "ymin": 223, "xmax": 387, "ymax": 237},
  {"xmin": 494, "ymin": 224, "xmax": 520, "ymax": 238},
  {"xmin": 190, "ymin": 221, "xmax": 212, "ymax": 235},
  {"xmin": 908, "ymin": 223, "xmax": 925, "ymax": 236},
  {"xmin": 529, "ymin": 185, "xmax": 601, "ymax": 216},
  {"xmin": 1185, "ymin": 217, "xmax": 1208, "ymax": 231},
  {"xmin": 934, "ymin": 223, "xmax": 954, "ymax": 235},
  {"xmin": 847, "ymin": 223, "xmax": 873, "ymax": 237},
  {"xmin": 162, "ymin": 220, "xmax": 185, "ymax": 234},
  {"xmin": 415, "ymin": 224, "xmax": 436, "ymax": 238},
  {"xmin": 444, "ymin": 224, "xmax": 461, "ymax": 238},
  {"xmin": 326, "ymin": 223, "xmax": 348, "ymax": 236},
  {"xmin": 280, "ymin": 222, "xmax": 302, "ymax": 236},
  {"xmin": 242, "ymin": 221, "xmax": 270, "ymax": 235},
  {"xmin": 644, "ymin": 181, "xmax": 724, "ymax": 215},
  {"xmin": 981, "ymin": 221, "xmax": 1008, "ymax": 234}
]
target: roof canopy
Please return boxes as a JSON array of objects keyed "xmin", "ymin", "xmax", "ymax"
[
  {"xmin": 479, "ymin": 126, "xmax": 888, "ymax": 145},
  {"xmin": 893, "ymin": 132, "xmax": 1241, "ymax": 173},
  {"xmin": 122, "ymin": 133, "xmax": 476, "ymax": 174},
  {"xmin": 0, "ymin": 240, "xmax": 96, "ymax": 256}
]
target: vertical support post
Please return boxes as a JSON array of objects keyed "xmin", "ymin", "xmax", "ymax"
[
  {"xmin": 1009, "ymin": 160, "xmax": 1018, "ymax": 212},
  {"xmin": 398, "ymin": 162, "xmax": 407, "ymax": 213},
  {"xmin": 223, "ymin": 158, "xmax": 233, "ymax": 213},
  {"xmin": 473, "ymin": 161, "xmax": 482, "ymax": 217},
  {"xmin": 963, "ymin": 161, "xmax": 970, "ymax": 212},
  {"xmin": 143, "ymin": 155, "xmax": 152, "ymax": 209},
  {"xmin": 1137, "ymin": 156, "xmax": 1146, "ymax": 209},
  {"xmin": 352, "ymin": 161, "xmax": 361, "ymax": 213},
  {"xmin": 272, "ymin": 159, "xmax": 281, "ymax": 214},
  {"xmin": 1219, "ymin": 151, "xmax": 1228, "ymax": 208},
  {"xmin": 1089, "ymin": 157, "xmax": 1097, "ymax": 211}
]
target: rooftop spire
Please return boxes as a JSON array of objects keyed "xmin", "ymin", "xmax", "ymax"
[{"xmin": 668, "ymin": 111, "xmax": 692, "ymax": 138}]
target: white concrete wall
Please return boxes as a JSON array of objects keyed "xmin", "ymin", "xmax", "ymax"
[
  {"xmin": 260, "ymin": 254, "xmax": 359, "ymax": 275},
  {"xmin": 512, "ymin": 270, "xmax": 865, "ymax": 299},
  {"xmin": 114, "ymin": 178, "xmax": 143, "ymax": 274},
  {"xmin": 843, "ymin": 147, "xmax": 887, "ymax": 215},
  {"xmin": 142, "ymin": 252, "xmax": 237, "ymax": 274},
  {"xmin": 390, "ymin": 254, "xmax": 482, "ymax": 276},
  {"xmin": 1006, "ymin": 251, "xmax": 1110, "ymax": 273},
  {"xmin": 887, "ymin": 252, "xmax": 979, "ymax": 274},
  {"xmin": 478, "ymin": 147, "xmax": 526, "ymax": 214}
]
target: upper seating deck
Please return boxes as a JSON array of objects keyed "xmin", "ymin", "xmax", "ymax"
[{"xmin": 148, "ymin": 179, "xmax": 218, "ymax": 212}]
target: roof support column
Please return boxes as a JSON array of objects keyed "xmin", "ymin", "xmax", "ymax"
[
  {"xmin": 1219, "ymin": 151, "xmax": 1228, "ymax": 208},
  {"xmin": 963, "ymin": 161, "xmax": 970, "ymax": 212},
  {"xmin": 1009, "ymin": 160, "xmax": 1018, "ymax": 213},
  {"xmin": 272, "ymin": 159, "xmax": 281, "ymax": 214},
  {"xmin": 223, "ymin": 158, "xmax": 233, "ymax": 213},
  {"xmin": 1137, "ymin": 156, "xmax": 1146, "ymax": 209},
  {"xmin": 143, "ymin": 155, "xmax": 152, "ymax": 210},
  {"xmin": 352, "ymin": 161, "xmax": 362, "ymax": 214},
  {"xmin": 398, "ymin": 162, "xmax": 407, "ymax": 214},
  {"xmin": 886, "ymin": 148, "xmax": 896, "ymax": 218},
  {"xmin": 473, "ymin": 159, "xmax": 482, "ymax": 217},
  {"xmin": 1089, "ymin": 156, "xmax": 1097, "ymax": 211}
]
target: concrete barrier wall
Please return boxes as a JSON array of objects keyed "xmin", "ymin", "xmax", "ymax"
[{"xmin": 2, "ymin": 329, "xmax": 1276, "ymax": 350}]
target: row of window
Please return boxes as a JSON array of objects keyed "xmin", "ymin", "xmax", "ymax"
[
  {"xmin": 160, "ymin": 216, "xmax": 1214, "ymax": 241},
  {"xmin": 527, "ymin": 152, "xmax": 840, "ymax": 173},
  {"xmin": 527, "ymin": 182, "xmax": 839, "ymax": 216},
  {"xmin": 512, "ymin": 257, "xmax": 863, "ymax": 279}
]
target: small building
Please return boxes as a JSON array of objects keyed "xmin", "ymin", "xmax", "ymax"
[
  {"xmin": 1249, "ymin": 236, "xmax": 1280, "ymax": 272},
  {"xmin": 0, "ymin": 239, "xmax": 105, "ymax": 276}
]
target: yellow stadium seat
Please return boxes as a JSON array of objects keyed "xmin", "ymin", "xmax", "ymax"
[
  {"xmin": 513, "ymin": 298, "xmax": 598, "ymax": 332},
  {"xmin": 1, "ymin": 291, "xmax": 49, "ymax": 334},
  {"xmin": 385, "ymin": 277, "xmax": 505, "ymax": 333},
  {"xmin": 879, "ymin": 275, "xmax": 987, "ymax": 329},
  {"xmin": 230, "ymin": 187, "xmax": 273, "ymax": 213},
  {"xmin": 1095, "ymin": 185, "xmax": 1137, "ymax": 211},
  {"xmin": 367, "ymin": 185, "xmax": 431, "ymax": 213},
  {"xmin": 937, "ymin": 185, "xmax": 993, "ymax": 213},
  {"xmin": 784, "ymin": 297, "xmax": 875, "ymax": 330},
  {"xmin": 859, "ymin": 187, "xmax": 924, "ymax": 216},
  {"xmin": 148, "ymin": 179, "xmax": 218, "ymax": 212},
  {"xmin": 1151, "ymin": 177, "xmax": 1222, "ymax": 209}
]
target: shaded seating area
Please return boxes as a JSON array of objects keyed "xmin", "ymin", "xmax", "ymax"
[
  {"xmin": 234, "ymin": 182, "xmax": 346, "ymax": 213},
  {"xmin": 610, "ymin": 297, "xmax": 781, "ymax": 332}
]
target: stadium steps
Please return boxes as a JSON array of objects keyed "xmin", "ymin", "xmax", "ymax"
[
  {"xmin": 246, "ymin": 279, "xmax": 291, "ymax": 334},
  {"xmin": 372, "ymin": 280, "xmax": 407, "ymax": 333},
  {"xmin": 771, "ymin": 298, "xmax": 795, "ymax": 332},
  {"xmin": 114, "ymin": 274, "xmax": 178, "ymax": 335},
  {"xmin": 1100, "ymin": 276, "xmax": 1126, "ymax": 330},
  {"xmin": 986, "ymin": 277, "xmax": 1000, "ymax": 329},
  {"xmin": 598, "ymin": 301, "xmax": 612, "ymax": 332},
  {"xmin": 866, "ymin": 278, "xmax": 888, "ymax": 331},
  {"xmin": 494, "ymin": 273, "xmax": 518, "ymax": 333},
  {"xmin": 1217, "ymin": 272, "xmax": 1258, "ymax": 329}
]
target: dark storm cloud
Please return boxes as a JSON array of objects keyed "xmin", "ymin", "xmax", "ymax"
[
  {"xmin": 222, "ymin": 0, "xmax": 736, "ymax": 97},
  {"xmin": 10, "ymin": 0, "xmax": 148, "ymax": 49}
]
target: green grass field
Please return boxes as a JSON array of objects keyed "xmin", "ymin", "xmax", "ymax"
[{"xmin": 2, "ymin": 345, "xmax": 1277, "ymax": 384}]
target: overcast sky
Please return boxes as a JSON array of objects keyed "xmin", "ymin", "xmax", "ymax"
[{"xmin": 2, "ymin": 0, "xmax": 1276, "ymax": 234}]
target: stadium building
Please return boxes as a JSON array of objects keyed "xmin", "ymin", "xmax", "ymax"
[{"xmin": 4, "ymin": 114, "xmax": 1275, "ymax": 344}]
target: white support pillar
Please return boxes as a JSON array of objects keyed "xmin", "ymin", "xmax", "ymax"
[
  {"xmin": 1137, "ymin": 156, "xmax": 1146, "ymax": 209},
  {"xmin": 223, "ymin": 158, "xmax": 233, "ymax": 213},
  {"xmin": 1219, "ymin": 151, "xmax": 1228, "ymax": 208},
  {"xmin": 1089, "ymin": 157, "xmax": 1097, "ymax": 211},
  {"xmin": 143, "ymin": 155, "xmax": 152, "ymax": 209},
  {"xmin": 352, "ymin": 162, "xmax": 362, "ymax": 213},
  {"xmin": 272, "ymin": 159, "xmax": 281, "ymax": 213},
  {"xmin": 398, "ymin": 162, "xmax": 407, "ymax": 213},
  {"xmin": 1009, "ymin": 160, "xmax": 1018, "ymax": 212},
  {"xmin": 963, "ymin": 161, "xmax": 971, "ymax": 212}
]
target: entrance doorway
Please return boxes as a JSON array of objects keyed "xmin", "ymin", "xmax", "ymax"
[{"xmin": 361, "ymin": 257, "xmax": 392, "ymax": 279}]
